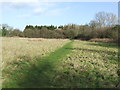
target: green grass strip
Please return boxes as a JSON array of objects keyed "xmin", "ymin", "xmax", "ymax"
[{"xmin": 4, "ymin": 40, "xmax": 74, "ymax": 88}]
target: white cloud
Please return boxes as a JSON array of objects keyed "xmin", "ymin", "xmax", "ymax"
[
  {"xmin": 16, "ymin": 14, "xmax": 31, "ymax": 18},
  {"xmin": 0, "ymin": 0, "xmax": 39, "ymax": 3},
  {"xmin": 32, "ymin": 3, "xmax": 56, "ymax": 15},
  {"xmin": 0, "ymin": 0, "xmax": 119, "ymax": 2},
  {"xmin": 46, "ymin": 9, "xmax": 62, "ymax": 16},
  {"xmin": 45, "ymin": 7, "xmax": 70, "ymax": 16},
  {"xmin": 1, "ymin": 1, "xmax": 56, "ymax": 17},
  {"xmin": 34, "ymin": 8, "xmax": 45, "ymax": 14},
  {"xmin": 1, "ymin": 1, "xmax": 56, "ymax": 11}
]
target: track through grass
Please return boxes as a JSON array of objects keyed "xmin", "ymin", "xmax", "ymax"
[
  {"xmin": 3, "ymin": 40, "xmax": 74, "ymax": 88},
  {"xmin": 3, "ymin": 39, "xmax": 118, "ymax": 88}
]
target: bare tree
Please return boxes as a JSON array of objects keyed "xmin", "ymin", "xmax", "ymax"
[
  {"xmin": 89, "ymin": 20, "xmax": 99, "ymax": 29},
  {"xmin": 1, "ymin": 24, "xmax": 13, "ymax": 30},
  {"xmin": 106, "ymin": 12, "xmax": 118, "ymax": 26},
  {"xmin": 94, "ymin": 11, "xmax": 118, "ymax": 28},
  {"xmin": 95, "ymin": 12, "xmax": 106, "ymax": 27}
]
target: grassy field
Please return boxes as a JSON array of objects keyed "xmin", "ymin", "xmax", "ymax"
[{"xmin": 2, "ymin": 37, "xmax": 119, "ymax": 88}]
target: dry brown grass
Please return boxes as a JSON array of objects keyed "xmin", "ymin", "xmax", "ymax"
[
  {"xmin": 2, "ymin": 37, "xmax": 69, "ymax": 69},
  {"xmin": 89, "ymin": 38, "xmax": 116, "ymax": 43}
]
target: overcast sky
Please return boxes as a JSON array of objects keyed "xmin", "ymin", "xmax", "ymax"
[{"xmin": 0, "ymin": 0, "xmax": 118, "ymax": 30}]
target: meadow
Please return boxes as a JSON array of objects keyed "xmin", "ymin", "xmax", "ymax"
[{"xmin": 2, "ymin": 37, "xmax": 119, "ymax": 88}]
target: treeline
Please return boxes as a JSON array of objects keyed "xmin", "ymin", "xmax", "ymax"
[
  {"xmin": 0, "ymin": 11, "xmax": 119, "ymax": 42},
  {"xmin": 0, "ymin": 25, "xmax": 24, "ymax": 37},
  {"xmin": 24, "ymin": 24, "xmax": 119, "ymax": 41},
  {"xmin": 0, "ymin": 24, "xmax": 119, "ymax": 41},
  {"xmin": 23, "ymin": 25, "xmax": 64, "ymax": 38}
]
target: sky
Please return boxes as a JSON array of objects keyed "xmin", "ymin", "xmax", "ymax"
[{"xmin": 0, "ymin": 0, "xmax": 118, "ymax": 31}]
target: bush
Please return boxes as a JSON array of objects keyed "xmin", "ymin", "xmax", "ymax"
[
  {"xmin": 2, "ymin": 24, "xmax": 118, "ymax": 42},
  {"xmin": 109, "ymin": 25, "xmax": 119, "ymax": 42},
  {"xmin": 63, "ymin": 29, "xmax": 78, "ymax": 39}
]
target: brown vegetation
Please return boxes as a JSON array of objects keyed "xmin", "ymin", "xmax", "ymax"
[
  {"xmin": 28, "ymin": 39, "xmax": 42, "ymax": 42},
  {"xmin": 89, "ymin": 38, "xmax": 117, "ymax": 43}
]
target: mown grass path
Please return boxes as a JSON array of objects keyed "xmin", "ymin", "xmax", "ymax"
[
  {"xmin": 3, "ymin": 40, "xmax": 74, "ymax": 88},
  {"xmin": 3, "ymin": 40, "xmax": 119, "ymax": 88}
]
